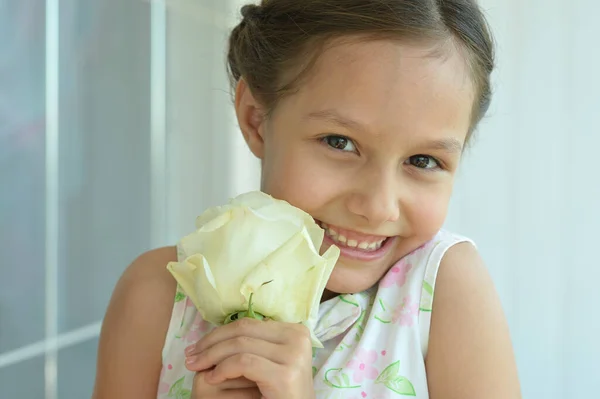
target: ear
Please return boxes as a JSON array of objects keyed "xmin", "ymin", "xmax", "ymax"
[{"xmin": 235, "ymin": 79, "xmax": 267, "ymax": 159}]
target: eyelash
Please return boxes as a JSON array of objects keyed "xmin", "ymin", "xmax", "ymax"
[
  {"xmin": 321, "ymin": 135, "xmax": 444, "ymax": 171},
  {"xmin": 321, "ymin": 135, "xmax": 357, "ymax": 153},
  {"xmin": 405, "ymin": 155, "xmax": 443, "ymax": 171}
]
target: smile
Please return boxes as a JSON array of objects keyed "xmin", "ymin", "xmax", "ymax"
[
  {"xmin": 320, "ymin": 222, "xmax": 387, "ymax": 251},
  {"xmin": 317, "ymin": 221, "xmax": 396, "ymax": 261}
]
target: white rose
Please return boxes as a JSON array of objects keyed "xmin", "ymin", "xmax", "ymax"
[{"xmin": 166, "ymin": 191, "xmax": 340, "ymax": 348}]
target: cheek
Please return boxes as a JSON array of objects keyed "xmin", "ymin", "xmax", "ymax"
[
  {"xmin": 261, "ymin": 145, "xmax": 340, "ymax": 212},
  {"xmin": 405, "ymin": 187, "xmax": 451, "ymax": 237}
]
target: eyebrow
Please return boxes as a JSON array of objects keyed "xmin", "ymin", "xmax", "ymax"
[
  {"xmin": 305, "ymin": 109, "xmax": 464, "ymax": 154},
  {"xmin": 424, "ymin": 137, "xmax": 463, "ymax": 153},
  {"xmin": 305, "ymin": 109, "xmax": 366, "ymax": 132}
]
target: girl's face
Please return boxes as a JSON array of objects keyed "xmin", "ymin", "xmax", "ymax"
[{"xmin": 236, "ymin": 39, "xmax": 475, "ymax": 296}]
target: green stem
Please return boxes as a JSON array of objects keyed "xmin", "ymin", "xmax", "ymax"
[
  {"xmin": 224, "ymin": 292, "xmax": 266, "ymax": 324},
  {"xmin": 247, "ymin": 293, "xmax": 257, "ymax": 318}
]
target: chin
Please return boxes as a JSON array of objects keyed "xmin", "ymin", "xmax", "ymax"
[{"xmin": 324, "ymin": 265, "xmax": 382, "ymax": 296}]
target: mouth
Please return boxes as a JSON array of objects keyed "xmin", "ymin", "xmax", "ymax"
[{"xmin": 316, "ymin": 220, "xmax": 395, "ymax": 261}]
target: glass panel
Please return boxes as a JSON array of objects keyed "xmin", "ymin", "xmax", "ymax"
[
  {"xmin": 0, "ymin": 355, "xmax": 45, "ymax": 398},
  {"xmin": 0, "ymin": 0, "xmax": 47, "ymax": 354},
  {"xmin": 57, "ymin": 339, "xmax": 99, "ymax": 399},
  {"xmin": 56, "ymin": 0, "xmax": 152, "ymax": 335}
]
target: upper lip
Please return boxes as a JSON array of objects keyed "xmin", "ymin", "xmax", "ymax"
[{"xmin": 317, "ymin": 221, "xmax": 392, "ymax": 242}]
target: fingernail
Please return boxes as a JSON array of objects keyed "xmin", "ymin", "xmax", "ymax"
[
  {"xmin": 185, "ymin": 355, "xmax": 197, "ymax": 364},
  {"xmin": 185, "ymin": 345, "xmax": 195, "ymax": 356}
]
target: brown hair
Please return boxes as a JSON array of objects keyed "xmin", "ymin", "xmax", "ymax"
[{"xmin": 227, "ymin": 0, "xmax": 495, "ymax": 141}]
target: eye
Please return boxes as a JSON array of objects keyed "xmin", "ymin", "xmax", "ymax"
[
  {"xmin": 322, "ymin": 135, "xmax": 357, "ymax": 153},
  {"xmin": 407, "ymin": 154, "xmax": 440, "ymax": 170}
]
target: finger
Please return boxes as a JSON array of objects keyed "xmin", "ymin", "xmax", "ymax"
[
  {"xmin": 186, "ymin": 336, "xmax": 285, "ymax": 372},
  {"xmin": 208, "ymin": 376, "xmax": 257, "ymax": 390},
  {"xmin": 195, "ymin": 370, "xmax": 256, "ymax": 389},
  {"xmin": 192, "ymin": 318, "xmax": 304, "ymax": 354},
  {"xmin": 206, "ymin": 353, "xmax": 280, "ymax": 386}
]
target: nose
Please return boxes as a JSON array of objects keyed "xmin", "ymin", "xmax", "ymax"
[{"xmin": 346, "ymin": 168, "xmax": 401, "ymax": 226}]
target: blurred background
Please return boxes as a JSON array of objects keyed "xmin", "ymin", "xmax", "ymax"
[{"xmin": 0, "ymin": 0, "xmax": 598, "ymax": 397}]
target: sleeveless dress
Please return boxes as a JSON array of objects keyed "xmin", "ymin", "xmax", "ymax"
[{"xmin": 157, "ymin": 229, "xmax": 474, "ymax": 398}]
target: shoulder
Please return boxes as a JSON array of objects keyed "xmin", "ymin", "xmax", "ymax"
[
  {"xmin": 425, "ymin": 241, "xmax": 522, "ymax": 398},
  {"xmin": 114, "ymin": 246, "xmax": 178, "ymax": 298},
  {"xmin": 93, "ymin": 246, "xmax": 178, "ymax": 399}
]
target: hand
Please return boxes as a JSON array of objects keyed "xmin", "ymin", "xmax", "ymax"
[
  {"xmin": 185, "ymin": 317, "xmax": 315, "ymax": 399},
  {"xmin": 191, "ymin": 370, "xmax": 261, "ymax": 399}
]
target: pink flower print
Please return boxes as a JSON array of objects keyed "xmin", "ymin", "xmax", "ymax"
[
  {"xmin": 182, "ymin": 316, "xmax": 211, "ymax": 344},
  {"xmin": 380, "ymin": 260, "xmax": 412, "ymax": 288},
  {"xmin": 347, "ymin": 348, "xmax": 379, "ymax": 383},
  {"xmin": 157, "ymin": 365, "xmax": 170, "ymax": 394},
  {"xmin": 392, "ymin": 296, "xmax": 419, "ymax": 326}
]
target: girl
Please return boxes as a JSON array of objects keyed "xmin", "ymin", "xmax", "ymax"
[{"xmin": 93, "ymin": 1, "xmax": 521, "ymax": 398}]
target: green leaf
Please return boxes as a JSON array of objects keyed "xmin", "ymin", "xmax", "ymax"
[
  {"xmin": 168, "ymin": 377, "xmax": 185, "ymax": 397},
  {"xmin": 375, "ymin": 361, "xmax": 400, "ymax": 384},
  {"xmin": 385, "ymin": 377, "xmax": 416, "ymax": 396},
  {"xmin": 312, "ymin": 366, "xmax": 318, "ymax": 377},
  {"xmin": 178, "ymin": 389, "xmax": 192, "ymax": 399},
  {"xmin": 174, "ymin": 291, "xmax": 186, "ymax": 302}
]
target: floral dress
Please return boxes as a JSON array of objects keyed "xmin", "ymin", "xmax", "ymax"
[{"xmin": 158, "ymin": 229, "xmax": 473, "ymax": 398}]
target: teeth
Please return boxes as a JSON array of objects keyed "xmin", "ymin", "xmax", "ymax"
[{"xmin": 321, "ymin": 222, "xmax": 388, "ymax": 252}]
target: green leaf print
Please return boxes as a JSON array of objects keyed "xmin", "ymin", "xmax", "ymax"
[
  {"xmin": 324, "ymin": 368, "xmax": 361, "ymax": 389},
  {"xmin": 374, "ymin": 299, "xmax": 392, "ymax": 323},
  {"xmin": 420, "ymin": 281, "xmax": 434, "ymax": 312},
  {"xmin": 312, "ymin": 366, "xmax": 318, "ymax": 377},
  {"xmin": 375, "ymin": 361, "xmax": 400, "ymax": 384},
  {"xmin": 386, "ymin": 378, "xmax": 416, "ymax": 396},
  {"xmin": 168, "ymin": 377, "xmax": 185, "ymax": 398},
  {"xmin": 423, "ymin": 281, "xmax": 434, "ymax": 296},
  {"xmin": 354, "ymin": 310, "xmax": 366, "ymax": 341},
  {"xmin": 339, "ymin": 295, "xmax": 360, "ymax": 307},
  {"xmin": 175, "ymin": 291, "xmax": 187, "ymax": 302},
  {"xmin": 375, "ymin": 361, "xmax": 416, "ymax": 396},
  {"xmin": 177, "ymin": 389, "xmax": 192, "ymax": 399},
  {"xmin": 342, "ymin": 373, "xmax": 351, "ymax": 386},
  {"xmin": 374, "ymin": 315, "xmax": 392, "ymax": 323}
]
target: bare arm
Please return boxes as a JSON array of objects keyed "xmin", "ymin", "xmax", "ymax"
[
  {"xmin": 426, "ymin": 242, "xmax": 521, "ymax": 399},
  {"xmin": 92, "ymin": 247, "xmax": 177, "ymax": 399}
]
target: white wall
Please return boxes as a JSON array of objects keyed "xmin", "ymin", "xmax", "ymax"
[
  {"xmin": 445, "ymin": 0, "xmax": 600, "ymax": 397},
  {"xmin": 167, "ymin": 0, "xmax": 600, "ymax": 398}
]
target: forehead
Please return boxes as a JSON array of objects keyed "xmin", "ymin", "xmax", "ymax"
[{"xmin": 277, "ymin": 38, "xmax": 475, "ymax": 142}]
